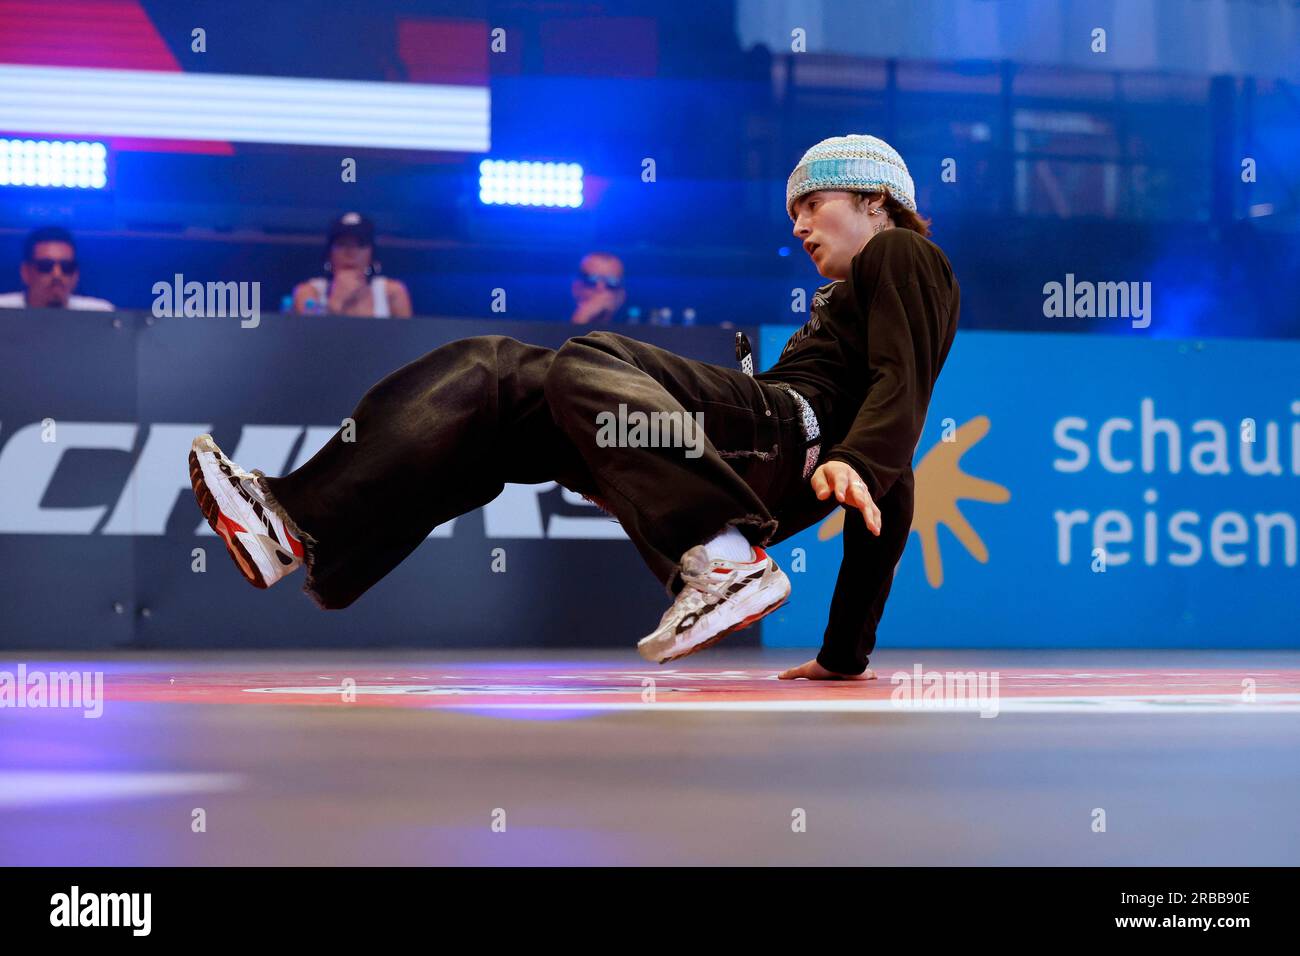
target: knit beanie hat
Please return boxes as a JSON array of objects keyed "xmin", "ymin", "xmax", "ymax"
[{"xmin": 786, "ymin": 134, "xmax": 917, "ymax": 219}]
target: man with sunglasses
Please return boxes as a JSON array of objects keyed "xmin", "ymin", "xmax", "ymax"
[
  {"xmin": 0, "ymin": 226, "xmax": 114, "ymax": 311},
  {"xmin": 570, "ymin": 251, "xmax": 626, "ymax": 325}
]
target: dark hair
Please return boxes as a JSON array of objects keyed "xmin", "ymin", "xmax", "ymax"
[
  {"xmin": 854, "ymin": 192, "xmax": 932, "ymax": 238},
  {"xmin": 24, "ymin": 226, "xmax": 76, "ymax": 261}
]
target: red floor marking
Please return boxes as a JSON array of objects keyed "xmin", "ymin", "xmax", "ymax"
[{"xmin": 98, "ymin": 667, "xmax": 1300, "ymax": 710}]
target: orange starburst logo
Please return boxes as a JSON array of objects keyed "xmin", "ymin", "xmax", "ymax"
[{"xmin": 816, "ymin": 415, "xmax": 1010, "ymax": 587}]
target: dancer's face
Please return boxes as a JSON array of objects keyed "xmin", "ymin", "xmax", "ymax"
[{"xmin": 791, "ymin": 190, "xmax": 879, "ymax": 280}]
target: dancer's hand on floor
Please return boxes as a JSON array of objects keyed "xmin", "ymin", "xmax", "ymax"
[
  {"xmin": 811, "ymin": 461, "xmax": 881, "ymax": 535},
  {"xmin": 778, "ymin": 659, "xmax": 876, "ymax": 681}
]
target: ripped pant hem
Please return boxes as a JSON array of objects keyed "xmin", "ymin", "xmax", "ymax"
[
  {"xmin": 252, "ymin": 471, "xmax": 331, "ymax": 612},
  {"xmin": 664, "ymin": 512, "xmax": 780, "ymax": 596}
]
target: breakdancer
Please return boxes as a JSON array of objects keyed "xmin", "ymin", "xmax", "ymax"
[{"xmin": 188, "ymin": 134, "xmax": 959, "ymax": 679}]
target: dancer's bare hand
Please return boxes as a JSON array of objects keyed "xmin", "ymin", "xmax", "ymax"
[
  {"xmin": 778, "ymin": 659, "xmax": 876, "ymax": 681},
  {"xmin": 811, "ymin": 461, "xmax": 881, "ymax": 535}
]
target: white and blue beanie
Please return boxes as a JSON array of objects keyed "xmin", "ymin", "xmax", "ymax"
[{"xmin": 786, "ymin": 134, "xmax": 917, "ymax": 219}]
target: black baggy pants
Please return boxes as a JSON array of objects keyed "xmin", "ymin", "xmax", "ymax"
[{"xmin": 260, "ymin": 331, "xmax": 813, "ymax": 610}]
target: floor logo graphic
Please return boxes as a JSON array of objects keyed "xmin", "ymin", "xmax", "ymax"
[{"xmin": 816, "ymin": 415, "xmax": 1010, "ymax": 586}]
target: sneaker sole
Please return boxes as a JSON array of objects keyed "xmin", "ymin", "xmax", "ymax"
[
  {"xmin": 649, "ymin": 576, "xmax": 791, "ymax": 665},
  {"xmin": 188, "ymin": 448, "xmax": 270, "ymax": 589},
  {"xmin": 656, "ymin": 594, "xmax": 789, "ymax": 664}
]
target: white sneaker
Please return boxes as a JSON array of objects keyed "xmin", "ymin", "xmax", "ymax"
[
  {"xmin": 188, "ymin": 434, "xmax": 304, "ymax": 589},
  {"xmin": 637, "ymin": 545, "xmax": 791, "ymax": 664}
]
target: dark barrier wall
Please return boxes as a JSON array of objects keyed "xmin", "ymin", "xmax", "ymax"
[{"xmin": 0, "ymin": 311, "xmax": 758, "ymax": 651}]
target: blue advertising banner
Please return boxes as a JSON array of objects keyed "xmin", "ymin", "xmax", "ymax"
[
  {"xmin": 760, "ymin": 326, "xmax": 1300, "ymax": 650},
  {"xmin": 0, "ymin": 312, "xmax": 754, "ymax": 650}
]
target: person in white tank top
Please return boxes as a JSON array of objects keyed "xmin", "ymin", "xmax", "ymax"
[{"xmin": 291, "ymin": 212, "xmax": 412, "ymax": 318}]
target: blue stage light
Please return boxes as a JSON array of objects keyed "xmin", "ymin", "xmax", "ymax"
[
  {"xmin": 479, "ymin": 159, "xmax": 583, "ymax": 208},
  {"xmin": 0, "ymin": 138, "xmax": 107, "ymax": 189}
]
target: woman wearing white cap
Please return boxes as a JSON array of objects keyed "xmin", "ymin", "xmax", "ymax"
[{"xmin": 188, "ymin": 135, "xmax": 958, "ymax": 680}]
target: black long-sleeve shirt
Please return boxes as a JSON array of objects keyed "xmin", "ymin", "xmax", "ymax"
[{"xmin": 756, "ymin": 228, "xmax": 960, "ymax": 673}]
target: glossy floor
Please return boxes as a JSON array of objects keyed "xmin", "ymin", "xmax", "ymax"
[{"xmin": 1, "ymin": 649, "xmax": 1297, "ymax": 865}]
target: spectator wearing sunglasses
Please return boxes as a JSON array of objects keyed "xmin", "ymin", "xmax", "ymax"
[
  {"xmin": 0, "ymin": 226, "xmax": 114, "ymax": 311},
  {"xmin": 570, "ymin": 251, "xmax": 625, "ymax": 325}
]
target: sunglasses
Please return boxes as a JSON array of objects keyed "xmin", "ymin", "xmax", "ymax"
[
  {"xmin": 30, "ymin": 258, "xmax": 79, "ymax": 275},
  {"xmin": 577, "ymin": 272, "xmax": 623, "ymax": 290}
]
